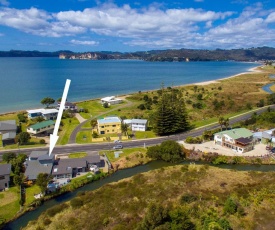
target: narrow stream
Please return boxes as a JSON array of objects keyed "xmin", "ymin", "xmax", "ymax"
[{"xmin": 3, "ymin": 161, "xmax": 275, "ymax": 230}]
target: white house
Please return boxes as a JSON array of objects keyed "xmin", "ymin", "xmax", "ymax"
[
  {"xmin": 57, "ymin": 102, "xmax": 77, "ymax": 111},
  {"xmin": 214, "ymin": 128, "xmax": 254, "ymax": 153},
  {"xmin": 27, "ymin": 120, "xmax": 55, "ymax": 135},
  {"xmin": 101, "ymin": 96, "xmax": 123, "ymax": 105},
  {"xmin": 131, "ymin": 119, "xmax": 148, "ymax": 131},
  {"xmin": 27, "ymin": 109, "xmax": 58, "ymax": 120}
]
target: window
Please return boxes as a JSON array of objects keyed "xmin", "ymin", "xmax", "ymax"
[
  {"xmin": 0, "ymin": 176, "xmax": 5, "ymax": 180},
  {"xmin": 101, "ymin": 126, "xmax": 104, "ymax": 128},
  {"xmin": 112, "ymin": 125, "xmax": 116, "ymax": 127},
  {"xmin": 37, "ymin": 129, "xmax": 40, "ymax": 132}
]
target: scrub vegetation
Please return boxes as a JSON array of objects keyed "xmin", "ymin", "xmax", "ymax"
[{"xmin": 23, "ymin": 165, "xmax": 275, "ymax": 230}]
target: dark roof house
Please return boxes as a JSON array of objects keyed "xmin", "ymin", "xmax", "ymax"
[
  {"xmin": 0, "ymin": 120, "xmax": 17, "ymax": 146},
  {"xmin": 0, "ymin": 163, "xmax": 11, "ymax": 191}
]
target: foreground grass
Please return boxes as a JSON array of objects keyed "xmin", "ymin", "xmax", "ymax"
[
  {"xmin": 23, "ymin": 165, "xmax": 275, "ymax": 230},
  {"xmin": 68, "ymin": 152, "xmax": 87, "ymax": 158},
  {"xmin": 0, "ymin": 187, "xmax": 20, "ymax": 221}
]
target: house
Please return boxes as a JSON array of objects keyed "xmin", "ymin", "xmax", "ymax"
[
  {"xmin": 27, "ymin": 109, "xmax": 58, "ymax": 120},
  {"xmin": 52, "ymin": 153, "xmax": 102, "ymax": 179},
  {"xmin": 25, "ymin": 151, "xmax": 54, "ymax": 181},
  {"xmin": 214, "ymin": 128, "xmax": 254, "ymax": 153},
  {"xmin": 97, "ymin": 116, "xmax": 121, "ymax": 134},
  {"xmin": 261, "ymin": 128, "xmax": 275, "ymax": 144},
  {"xmin": 131, "ymin": 119, "xmax": 148, "ymax": 131},
  {"xmin": 101, "ymin": 96, "xmax": 123, "ymax": 105},
  {"xmin": 0, "ymin": 164, "xmax": 11, "ymax": 191},
  {"xmin": 27, "ymin": 120, "xmax": 55, "ymax": 135},
  {"xmin": 57, "ymin": 101, "xmax": 77, "ymax": 111},
  {"xmin": 0, "ymin": 120, "xmax": 17, "ymax": 146}
]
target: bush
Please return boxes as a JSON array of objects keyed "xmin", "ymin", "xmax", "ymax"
[
  {"xmin": 39, "ymin": 139, "xmax": 46, "ymax": 144},
  {"xmin": 43, "ymin": 218, "xmax": 52, "ymax": 226},
  {"xmin": 212, "ymin": 156, "xmax": 228, "ymax": 165},
  {"xmin": 223, "ymin": 197, "xmax": 237, "ymax": 214},
  {"xmin": 185, "ymin": 136, "xmax": 202, "ymax": 144},
  {"xmin": 70, "ymin": 197, "xmax": 83, "ymax": 209},
  {"xmin": 46, "ymin": 203, "xmax": 69, "ymax": 217}
]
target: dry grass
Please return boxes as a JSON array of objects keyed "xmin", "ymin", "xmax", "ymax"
[{"xmin": 23, "ymin": 165, "xmax": 275, "ymax": 230}]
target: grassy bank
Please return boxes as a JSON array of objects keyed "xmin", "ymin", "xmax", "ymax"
[{"xmin": 23, "ymin": 165, "xmax": 275, "ymax": 230}]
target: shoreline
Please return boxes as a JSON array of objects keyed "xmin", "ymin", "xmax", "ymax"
[{"xmin": 0, "ymin": 65, "xmax": 263, "ymax": 116}]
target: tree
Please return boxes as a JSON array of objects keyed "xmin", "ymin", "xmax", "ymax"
[
  {"xmin": 16, "ymin": 132, "xmax": 31, "ymax": 145},
  {"xmin": 41, "ymin": 97, "xmax": 55, "ymax": 108},
  {"xmin": 2, "ymin": 152, "xmax": 16, "ymax": 163},
  {"xmin": 224, "ymin": 118, "xmax": 230, "ymax": 130},
  {"xmin": 103, "ymin": 102, "xmax": 109, "ymax": 108},
  {"xmin": 17, "ymin": 113, "xmax": 27, "ymax": 123},
  {"xmin": 13, "ymin": 173, "xmax": 24, "ymax": 187},
  {"xmin": 36, "ymin": 173, "xmax": 52, "ymax": 194},
  {"xmin": 90, "ymin": 119, "xmax": 98, "ymax": 129},
  {"xmin": 219, "ymin": 117, "xmax": 224, "ymax": 131},
  {"xmin": 121, "ymin": 122, "xmax": 129, "ymax": 136}
]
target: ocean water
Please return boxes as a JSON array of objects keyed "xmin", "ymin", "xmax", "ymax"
[{"xmin": 0, "ymin": 58, "xmax": 259, "ymax": 114}]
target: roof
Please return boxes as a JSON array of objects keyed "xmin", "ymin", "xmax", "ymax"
[
  {"xmin": 85, "ymin": 155, "xmax": 101, "ymax": 164},
  {"xmin": 0, "ymin": 120, "xmax": 17, "ymax": 132},
  {"xmin": 28, "ymin": 120, "xmax": 55, "ymax": 130},
  {"xmin": 27, "ymin": 109, "xmax": 58, "ymax": 115},
  {"xmin": 38, "ymin": 154, "xmax": 54, "ymax": 161},
  {"xmin": 2, "ymin": 131, "xmax": 16, "ymax": 140},
  {"xmin": 235, "ymin": 137, "xmax": 253, "ymax": 144},
  {"xmin": 131, "ymin": 119, "xmax": 148, "ymax": 124},
  {"xmin": 101, "ymin": 96, "xmax": 115, "ymax": 101},
  {"xmin": 262, "ymin": 128, "xmax": 275, "ymax": 139},
  {"xmin": 29, "ymin": 151, "xmax": 49, "ymax": 159},
  {"xmin": 123, "ymin": 119, "xmax": 132, "ymax": 124},
  {"xmin": 0, "ymin": 163, "xmax": 11, "ymax": 175},
  {"xmin": 215, "ymin": 128, "xmax": 253, "ymax": 139},
  {"xmin": 52, "ymin": 158, "xmax": 87, "ymax": 175},
  {"xmin": 97, "ymin": 116, "xmax": 121, "ymax": 124},
  {"xmin": 253, "ymin": 132, "xmax": 263, "ymax": 139},
  {"xmin": 25, "ymin": 161, "xmax": 53, "ymax": 180}
]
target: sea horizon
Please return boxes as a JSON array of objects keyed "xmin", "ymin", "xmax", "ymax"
[{"xmin": 0, "ymin": 58, "xmax": 260, "ymax": 115}]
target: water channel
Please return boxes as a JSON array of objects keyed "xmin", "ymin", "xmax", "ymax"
[{"xmin": 3, "ymin": 161, "xmax": 275, "ymax": 230}]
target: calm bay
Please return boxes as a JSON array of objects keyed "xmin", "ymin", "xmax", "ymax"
[{"xmin": 0, "ymin": 58, "xmax": 259, "ymax": 114}]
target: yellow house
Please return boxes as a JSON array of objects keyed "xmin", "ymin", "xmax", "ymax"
[{"xmin": 97, "ymin": 116, "xmax": 121, "ymax": 135}]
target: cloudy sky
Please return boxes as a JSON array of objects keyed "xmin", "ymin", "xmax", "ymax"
[{"xmin": 0, "ymin": 0, "xmax": 275, "ymax": 52}]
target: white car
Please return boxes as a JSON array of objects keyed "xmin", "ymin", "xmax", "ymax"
[{"xmin": 114, "ymin": 140, "xmax": 122, "ymax": 143}]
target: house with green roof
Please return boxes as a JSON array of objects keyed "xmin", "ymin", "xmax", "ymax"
[
  {"xmin": 27, "ymin": 120, "xmax": 55, "ymax": 135},
  {"xmin": 214, "ymin": 128, "xmax": 254, "ymax": 153}
]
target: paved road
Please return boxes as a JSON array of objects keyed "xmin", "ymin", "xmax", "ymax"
[{"xmin": 1, "ymin": 105, "xmax": 274, "ymax": 160}]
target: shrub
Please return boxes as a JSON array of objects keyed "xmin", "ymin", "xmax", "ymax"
[
  {"xmin": 70, "ymin": 197, "xmax": 83, "ymax": 209},
  {"xmin": 43, "ymin": 218, "xmax": 52, "ymax": 226},
  {"xmin": 46, "ymin": 203, "xmax": 69, "ymax": 217},
  {"xmin": 39, "ymin": 139, "xmax": 46, "ymax": 144},
  {"xmin": 181, "ymin": 194, "xmax": 198, "ymax": 203},
  {"xmin": 212, "ymin": 156, "xmax": 228, "ymax": 165},
  {"xmin": 223, "ymin": 197, "xmax": 237, "ymax": 214}
]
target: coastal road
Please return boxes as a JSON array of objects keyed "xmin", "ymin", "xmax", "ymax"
[{"xmin": 0, "ymin": 105, "xmax": 274, "ymax": 160}]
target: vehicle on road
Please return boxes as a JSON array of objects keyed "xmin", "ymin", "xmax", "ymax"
[
  {"xmin": 113, "ymin": 145, "xmax": 123, "ymax": 150},
  {"xmin": 114, "ymin": 140, "xmax": 122, "ymax": 143}
]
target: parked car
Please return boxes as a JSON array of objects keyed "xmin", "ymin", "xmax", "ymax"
[
  {"xmin": 114, "ymin": 140, "xmax": 122, "ymax": 143},
  {"xmin": 113, "ymin": 145, "xmax": 123, "ymax": 150}
]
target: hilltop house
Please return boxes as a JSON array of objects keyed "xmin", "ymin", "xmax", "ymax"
[
  {"xmin": 101, "ymin": 96, "xmax": 123, "ymax": 105},
  {"xmin": 27, "ymin": 109, "xmax": 58, "ymax": 120},
  {"xmin": 97, "ymin": 116, "xmax": 121, "ymax": 135},
  {"xmin": 27, "ymin": 120, "xmax": 55, "ymax": 136},
  {"xmin": 25, "ymin": 151, "xmax": 54, "ymax": 181},
  {"xmin": 0, "ymin": 120, "xmax": 17, "ymax": 146},
  {"xmin": 0, "ymin": 164, "xmax": 11, "ymax": 191},
  {"xmin": 214, "ymin": 128, "xmax": 254, "ymax": 153}
]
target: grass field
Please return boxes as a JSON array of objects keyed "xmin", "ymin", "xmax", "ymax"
[
  {"xmin": 0, "ymin": 187, "xmax": 20, "ymax": 221},
  {"xmin": 68, "ymin": 152, "xmax": 87, "ymax": 158},
  {"xmin": 76, "ymin": 131, "xmax": 92, "ymax": 144},
  {"xmin": 57, "ymin": 117, "xmax": 79, "ymax": 145}
]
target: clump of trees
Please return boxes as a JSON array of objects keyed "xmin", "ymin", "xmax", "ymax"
[
  {"xmin": 36, "ymin": 173, "xmax": 52, "ymax": 194},
  {"xmin": 152, "ymin": 87, "xmax": 189, "ymax": 136},
  {"xmin": 146, "ymin": 140, "xmax": 186, "ymax": 163},
  {"xmin": 15, "ymin": 132, "xmax": 31, "ymax": 145},
  {"xmin": 41, "ymin": 97, "xmax": 55, "ymax": 107}
]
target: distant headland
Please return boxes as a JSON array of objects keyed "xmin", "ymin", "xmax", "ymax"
[{"xmin": 1, "ymin": 47, "xmax": 275, "ymax": 62}]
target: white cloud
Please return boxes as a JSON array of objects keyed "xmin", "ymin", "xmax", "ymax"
[
  {"xmin": 0, "ymin": 3, "xmax": 275, "ymax": 49},
  {"xmin": 0, "ymin": 0, "xmax": 9, "ymax": 6},
  {"xmin": 70, "ymin": 39, "xmax": 99, "ymax": 45}
]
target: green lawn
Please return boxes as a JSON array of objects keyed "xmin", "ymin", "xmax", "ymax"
[
  {"xmin": 25, "ymin": 185, "xmax": 41, "ymax": 205},
  {"xmin": 57, "ymin": 117, "xmax": 79, "ymax": 145},
  {"xmin": 76, "ymin": 131, "xmax": 92, "ymax": 144},
  {"xmin": 0, "ymin": 187, "xmax": 20, "ymax": 221},
  {"xmin": 68, "ymin": 152, "xmax": 88, "ymax": 158},
  {"xmin": 0, "ymin": 113, "xmax": 18, "ymax": 121},
  {"xmin": 1, "ymin": 137, "xmax": 46, "ymax": 150},
  {"xmin": 132, "ymin": 130, "xmax": 156, "ymax": 139},
  {"xmin": 102, "ymin": 147, "xmax": 147, "ymax": 163}
]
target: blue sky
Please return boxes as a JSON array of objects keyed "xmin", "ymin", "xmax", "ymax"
[{"xmin": 0, "ymin": 0, "xmax": 275, "ymax": 52}]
